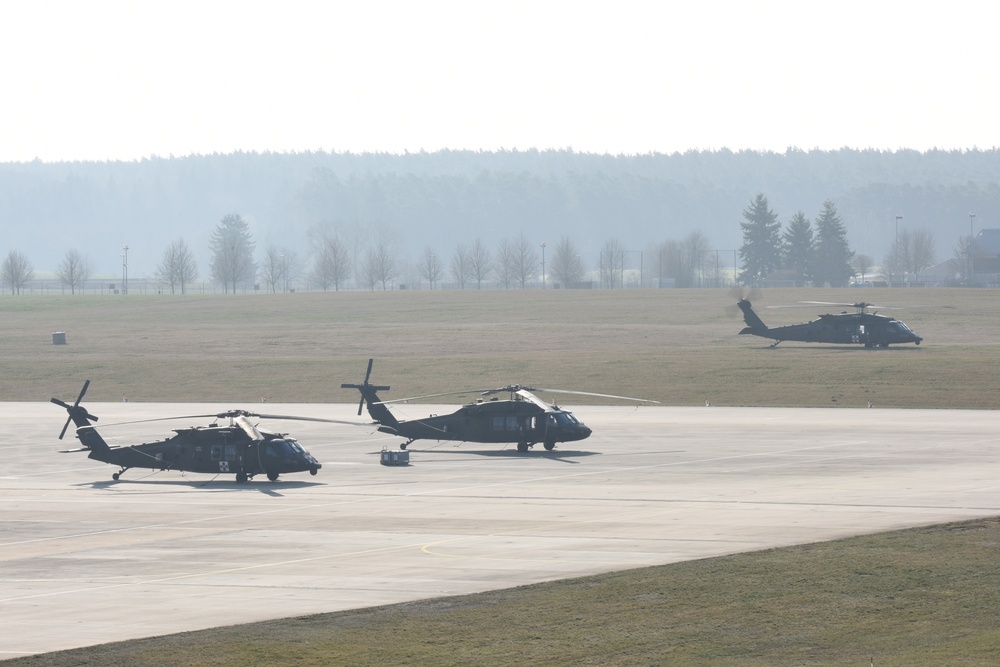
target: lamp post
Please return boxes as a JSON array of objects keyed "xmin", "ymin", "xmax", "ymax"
[
  {"xmin": 893, "ymin": 215, "xmax": 902, "ymax": 284},
  {"xmin": 122, "ymin": 244, "xmax": 129, "ymax": 295},
  {"xmin": 969, "ymin": 213, "xmax": 976, "ymax": 284},
  {"xmin": 540, "ymin": 242, "xmax": 546, "ymax": 288}
]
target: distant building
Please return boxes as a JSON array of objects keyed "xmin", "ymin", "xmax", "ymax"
[{"xmin": 972, "ymin": 229, "xmax": 1000, "ymax": 275}]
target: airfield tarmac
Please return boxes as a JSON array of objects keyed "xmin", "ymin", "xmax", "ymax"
[{"xmin": 1, "ymin": 401, "xmax": 998, "ymax": 658}]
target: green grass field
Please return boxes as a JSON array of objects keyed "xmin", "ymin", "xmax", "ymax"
[
  {"xmin": 3, "ymin": 287, "xmax": 1000, "ymax": 665},
  {"xmin": 8, "ymin": 518, "xmax": 1000, "ymax": 667},
  {"xmin": 3, "ymin": 287, "xmax": 999, "ymax": 408}
]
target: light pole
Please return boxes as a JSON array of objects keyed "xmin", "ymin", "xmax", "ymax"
[
  {"xmin": 893, "ymin": 215, "xmax": 902, "ymax": 284},
  {"xmin": 540, "ymin": 242, "xmax": 546, "ymax": 288},
  {"xmin": 969, "ymin": 213, "xmax": 976, "ymax": 283},
  {"xmin": 122, "ymin": 244, "xmax": 129, "ymax": 295}
]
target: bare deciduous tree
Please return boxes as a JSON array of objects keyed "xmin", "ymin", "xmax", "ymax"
[
  {"xmin": 885, "ymin": 228, "xmax": 935, "ymax": 281},
  {"xmin": 361, "ymin": 239, "xmax": 397, "ymax": 290},
  {"xmin": 451, "ymin": 244, "xmax": 472, "ymax": 289},
  {"xmin": 156, "ymin": 238, "xmax": 199, "ymax": 294},
  {"xmin": 684, "ymin": 231, "xmax": 712, "ymax": 288},
  {"xmin": 511, "ymin": 233, "xmax": 539, "ymax": 289},
  {"xmin": 311, "ymin": 235, "xmax": 353, "ymax": 291},
  {"xmin": 1, "ymin": 249, "xmax": 34, "ymax": 295},
  {"xmin": 948, "ymin": 235, "xmax": 974, "ymax": 282},
  {"xmin": 417, "ymin": 246, "xmax": 443, "ymax": 289},
  {"xmin": 260, "ymin": 245, "xmax": 298, "ymax": 293},
  {"xmin": 550, "ymin": 236, "xmax": 586, "ymax": 288},
  {"xmin": 852, "ymin": 254, "xmax": 873, "ymax": 283},
  {"xmin": 599, "ymin": 238, "xmax": 625, "ymax": 288},
  {"xmin": 56, "ymin": 248, "xmax": 92, "ymax": 295},
  {"xmin": 494, "ymin": 239, "xmax": 515, "ymax": 289},
  {"xmin": 469, "ymin": 238, "xmax": 493, "ymax": 289}
]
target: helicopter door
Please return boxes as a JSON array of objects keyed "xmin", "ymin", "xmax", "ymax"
[
  {"xmin": 852, "ymin": 324, "xmax": 865, "ymax": 344},
  {"xmin": 529, "ymin": 416, "xmax": 547, "ymax": 439}
]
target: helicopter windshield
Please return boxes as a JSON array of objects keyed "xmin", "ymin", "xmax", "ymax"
[
  {"xmin": 553, "ymin": 412, "xmax": 579, "ymax": 426},
  {"xmin": 267, "ymin": 439, "xmax": 305, "ymax": 456},
  {"xmin": 890, "ymin": 322, "xmax": 912, "ymax": 333}
]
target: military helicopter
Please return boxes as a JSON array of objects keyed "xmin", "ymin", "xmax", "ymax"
[
  {"xmin": 737, "ymin": 299, "xmax": 923, "ymax": 348},
  {"xmin": 52, "ymin": 380, "xmax": 335, "ymax": 483},
  {"xmin": 342, "ymin": 359, "xmax": 658, "ymax": 452}
]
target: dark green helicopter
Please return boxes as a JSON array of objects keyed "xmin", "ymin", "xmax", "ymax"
[
  {"xmin": 52, "ymin": 380, "xmax": 337, "ymax": 483},
  {"xmin": 737, "ymin": 299, "xmax": 923, "ymax": 348},
  {"xmin": 343, "ymin": 359, "xmax": 657, "ymax": 452}
]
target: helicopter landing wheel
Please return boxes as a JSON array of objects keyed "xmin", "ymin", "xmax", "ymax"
[
  {"xmin": 236, "ymin": 472, "xmax": 248, "ymax": 484},
  {"xmin": 543, "ymin": 441, "xmax": 555, "ymax": 451},
  {"xmin": 517, "ymin": 442, "xmax": 529, "ymax": 453},
  {"xmin": 400, "ymin": 442, "xmax": 408, "ymax": 450},
  {"xmin": 112, "ymin": 472, "xmax": 120, "ymax": 481},
  {"xmin": 267, "ymin": 472, "xmax": 279, "ymax": 482}
]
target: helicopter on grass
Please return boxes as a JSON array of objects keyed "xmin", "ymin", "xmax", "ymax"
[
  {"xmin": 342, "ymin": 359, "xmax": 658, "ymax": 452},
  {"xmin": 737, "ymin": 299, "xmax": 923, "ymax": 348},
  {"xmin": 52, "ymin": 380, "xmax": 335, "ymax": 483}
]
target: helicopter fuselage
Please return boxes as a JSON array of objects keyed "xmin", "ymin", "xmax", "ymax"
[
  {"xmin": 53, "ymin": 382, "xmax": 323, "ymax": 483},
  {"xmin": 738, "ymin": 299, "xmax": 923, "ymax": 348},
  {"xmin": 343, "ymin": 359, "xmax": 654, "ymax": 453},
  {"xmin": 79, "ymin": 424, "xmax": 322, "ymax": 481},
  {"xmin": 378, "ymin": 397, "xmax": 593, "ymax": 451}
]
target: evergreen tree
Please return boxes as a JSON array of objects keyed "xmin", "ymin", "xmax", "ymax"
[
  {"xmin": 737, "ymin": 194, "xmax": 782, "ymax": 286},
  {"xmin": 782, "ymin": 211, "xmax": 814, "ymax": 286},
  {"xmin": 812, "ymin": 200, "xmax": 855, "ymax": 287}
]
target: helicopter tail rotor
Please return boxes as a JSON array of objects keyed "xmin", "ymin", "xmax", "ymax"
[
  {"xmin": 341, "ymin": 358, "xmax": 392, "ymax": 416},
  {"xmin": 50, "ymin": 380, "xmax": 100, "ymax": 440}
]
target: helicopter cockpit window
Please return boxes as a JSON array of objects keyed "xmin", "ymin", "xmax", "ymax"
[
  {"xmin": 224, "ymin": 445, "xmax": 237, "ymax": 461},
  {"xmin": 266, "ymin": 439, "xmax": 303, "ymax": 457},
  {"xmin": 493, "ymin": 416, "xmax": 505, "ymax": 432},
  {"xmin": 210, "ymin": 445, "xmax": 222, "ymax": 461},
  {"xmin": 554, "ymin": 412, "xmax": 578, "ymax": 426}
]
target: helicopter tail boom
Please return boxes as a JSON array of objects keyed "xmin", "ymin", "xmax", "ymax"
[{"xmin": 737, "ymin": 299, "xmax": 769, "ymax": 335}]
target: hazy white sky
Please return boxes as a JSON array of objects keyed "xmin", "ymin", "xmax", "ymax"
[{"xmin": 2, "ymin": 0, "xmax": 998, "ymax": 162}]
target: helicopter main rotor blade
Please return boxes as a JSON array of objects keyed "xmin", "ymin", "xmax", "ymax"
[
  {"xmin": 245, "ymin": 412, "xmax": 368, "ymax": 426},
  {"xmin": 97, "ymin": 412, "xmax": 368, "ymax": 429},
  {"xmin": 797, "ymin": 300, "xmax": 902, "ymax": 310},
  {"xmin": 233, "ymin": 415, "xmax": 264, "ymax": 441},
  {"xmin": 373, "ymin": 388, "xmax": 497, "ymax": 405},
  {"xmin": 105, "ymin": 413, "xmax": 225, "ymax": 426},
  {"xmin": 532, "ymin": 388, "xmax": 660, "ymax": 404}
]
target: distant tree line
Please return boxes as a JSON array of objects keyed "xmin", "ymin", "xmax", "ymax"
[
  {"xmin": 2, "ymin": 148, "xmax": 999, "ymax": 288},
  {"xmin": 0, "ymin": 198, "xmax": 963, "ymax": 295},
  {"xmin": 6, "ymin": 147, "xmax": 1000, "ymax": 293},
  {"xmin": 737, "ymin": 194, "xmax": 941, "ymax": 287}
]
